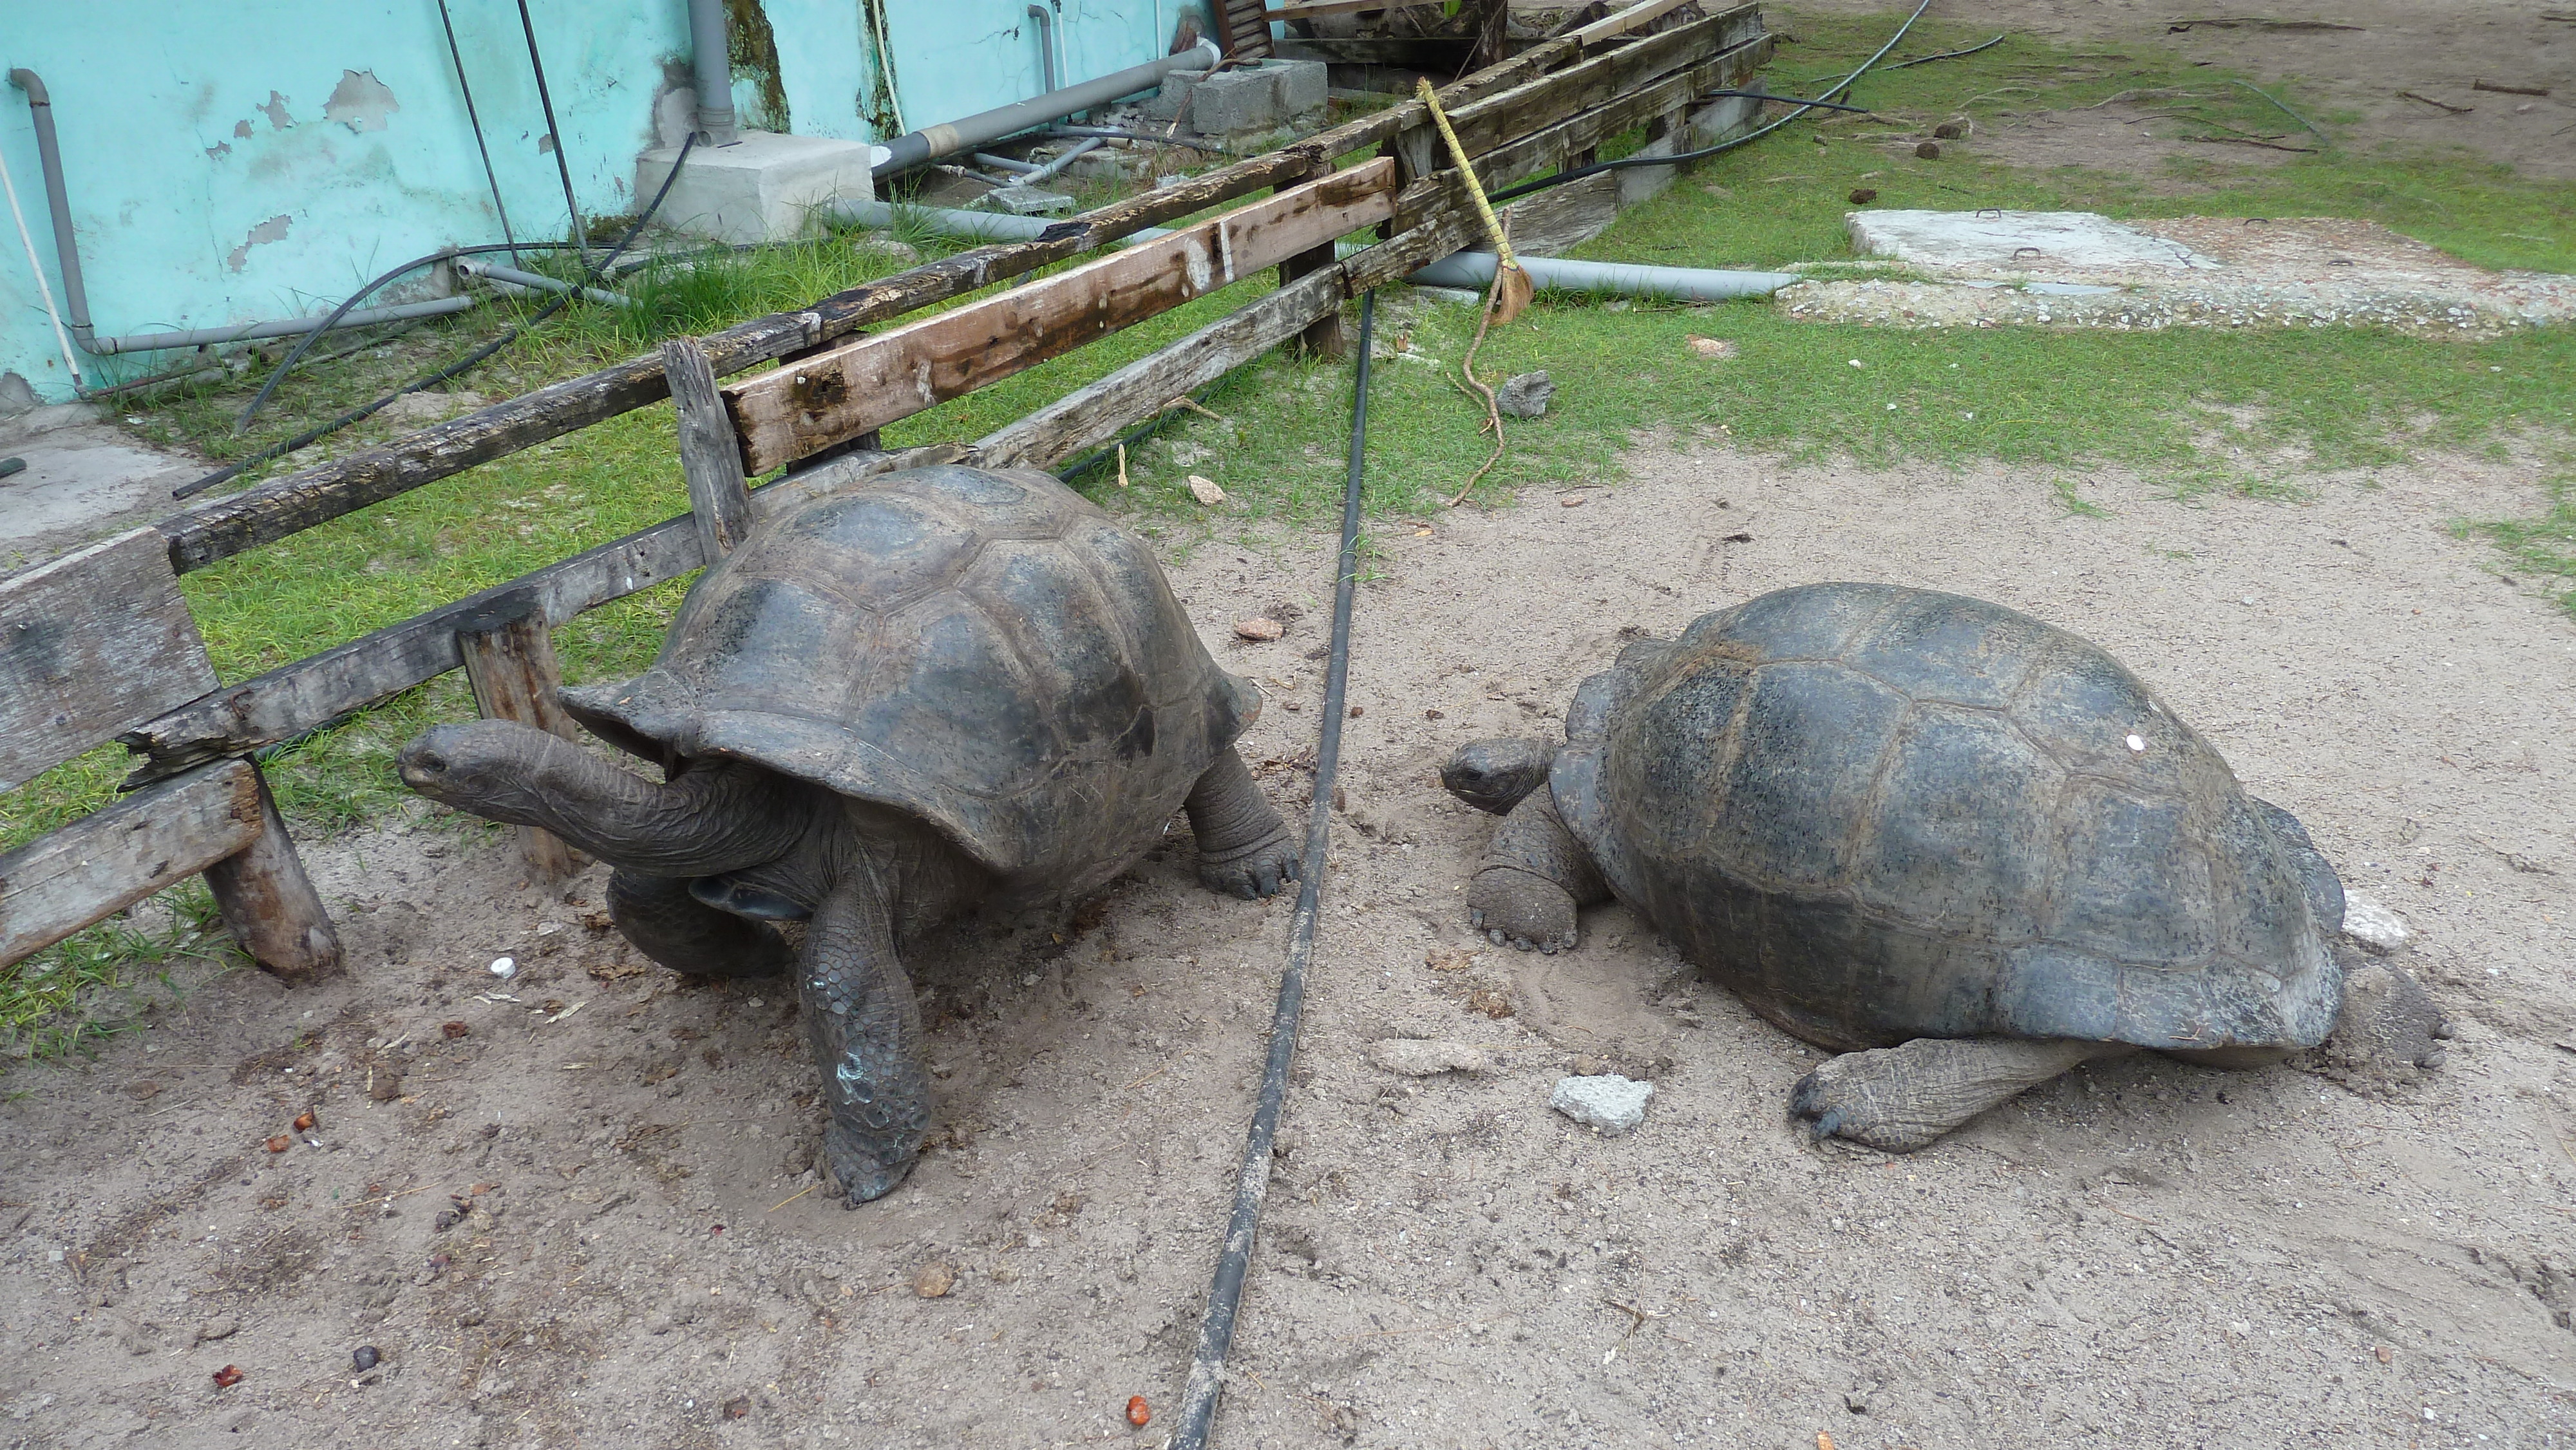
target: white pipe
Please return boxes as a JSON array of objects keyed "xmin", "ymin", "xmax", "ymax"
[{"xmin": 457, "ymin": 258, "xmax": 632, "ymax": 308}]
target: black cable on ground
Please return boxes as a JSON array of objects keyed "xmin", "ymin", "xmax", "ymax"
[
  {"xmin": 1885, "ymin": 32, "xmax": 2005, "ymax": 69},
  {"xmin": 1170, "ymin": 287, "xmax": 1376, "ymax": 1450},
  {"xmin": 518, "ymin": 0, "xmax": 586, "ymax": 245},
  {"xmin": 231, "ymin": 240, "xmax": 597, "ymax": 432},
  {"xmin": 438, "ymin": 0, "xmax": 522, "ymax": 266},
  {"xmin": 178, "ymin": 135, "xmax": 697, "ymax": 501},
  {"xmin": 1487, "ymin": 0, "xmax": 1937, "ymax": 205}
]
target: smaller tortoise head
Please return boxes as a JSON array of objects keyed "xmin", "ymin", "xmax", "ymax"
[
  {"xmin": 1441, "ymin": 737, "xmax": 1555, "ymax": 815},
  {"xmin": 399, "ymin": 720, "xmax": 554, "ymax": 821}
]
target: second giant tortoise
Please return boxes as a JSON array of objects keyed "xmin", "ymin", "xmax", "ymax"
[
  {"xmin": 1442, "ymin": 583, "xmax": 2445, "ymax": 1148},
  {"xmin": 400, "ymin": 465, "xmax": 1298, "ymax": 1203}
]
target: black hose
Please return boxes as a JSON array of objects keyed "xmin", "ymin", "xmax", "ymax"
[
  {"xmin": 1169, "ymin": 288, "xmax": 1376, "ymax": 1450},
  {"xmin": 178, "ymin": 135, "xmax": 697, "ymax": 501},
  {"xmin": 1488, "ymin": 0, "xmax": 1938, "ymax": 205},
  {"xmin": 231, "ymin": 240, "xmax": 597, "ymax": 431},
  {"xmin": 518, "ymin": 0, "xmax": 585, "ymax": 245},
  {"xmin": 1884, "ymin": 32, "xmax": 2005, "ymax": 70},
  {"xmin": 438, "ymin": 0, "xmax": 521, "ymax": 267}
]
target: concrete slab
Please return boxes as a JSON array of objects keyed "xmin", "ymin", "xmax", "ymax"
[
  {"xmin": 0, "ymin": 406, "xmax": 202, "ymax": 570},
  {"xmin": 635, "ymin": 131, "xmax": 876, "ymax": 245},
  {"xmin": 1790, "ymin": 210, "xmax": 2576, "ymax": 336}
]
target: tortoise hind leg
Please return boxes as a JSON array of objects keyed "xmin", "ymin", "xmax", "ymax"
[
  {"xmin": 1186, "ymin": 749, "xmax": 1298, "ymax": 899},
  {"xmin": 607, "ymin": 869, "xmax": 791, "ymax": 978},
  {"xmin": 799, "ymin": 867, "xmax": 931, "ymax": 1205},
  {"xmin": 1788, "ymin": 1037, "xmax": 2139, "ymax": 1151},
  {"xmin": 1469, "ymin": 789, "xmax": 1610, "ymax": 954}
]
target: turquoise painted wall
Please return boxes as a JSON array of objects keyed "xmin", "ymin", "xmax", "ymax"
[{"xmin": 0, "ymin": 1, "xmax": 1181, "ymax": 405}]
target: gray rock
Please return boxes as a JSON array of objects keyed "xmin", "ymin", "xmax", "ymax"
[
  {"xmin": 1550, "ymin": 1073, "xmax": 1653, "ymax": 1135},
  {"xmin": 2342, "ymin": 892, "xmax": 2409, "ymax": 952},
  {"xmin": 1365, "ymin": 1039, "xmax": 1494, "ymax": 1077},
  {"xmin": 1495, "ymin": 371, "xmax": 1555, "ymax": 419}
]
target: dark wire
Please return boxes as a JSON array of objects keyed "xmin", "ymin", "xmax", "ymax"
[
  {"xmin": 518, "ymin": 0, "xmax": 585, "ymax": 245},
  {"xmin": 231, "ymin": 240, "xmax": 598, "ymax": 432},
  {"xmin": 1487, "ymin": 0, "xmax": 1938, "ymax": 205},
  {"xmin": 1884, "ymin": 32, "xmax": 2006, "ymax": 69},
  {"xmin": 437, "ymin": 0, "xmax": 520, "ymax": 266},
  {"xmin": 1170, "ymin": 288, "xmax": 1376, "ymax": 1450},
  {"xmin": 178, "ymin": 135, "xmax": 697, "ymax": 500}
]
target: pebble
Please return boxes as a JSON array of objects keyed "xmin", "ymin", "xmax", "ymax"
[
  {"xmin": 1234, "ymin": 617, "xmax": 1284, "ymax": 641},
  {"xmin": 1365, "ymin": 1039, "xmax": 1495, "ymax": 1077},
  {"xmin": 1550, "ymin": 1074, "xmax": 1654, "ymax": 1136},
  {"xmin": 1848, "ymin": 187, "xmax": 1879, "ymax": 205},
  {"xmin": 1187, "ymin": 475, "xmax": 1227, "ymax": 506},
  {"xmin": 913, "ymin": 1261, "xmax": 957, "ymax": 1298},
  {"xmin": 351, "ymin": 1345, "xmax": 381, "ymax": 1372},
  {"xmin": 2342, "ymin": 892, "xmax": 2411, "ymax": 952},
  {"xmin": 1915, "ymin": 140, "xmax": 1942, "ymax": 159},
  {"xmin": 489, "ymin": 956, "xmax": 516, "ymax": 980},
  {"xmin": 1495, "ymin": 370, "xmax": 1554, "ymax": 419},
  {"xmin": 198, "ymin": 1317, "xmax": 240, "ymax": 1343}
]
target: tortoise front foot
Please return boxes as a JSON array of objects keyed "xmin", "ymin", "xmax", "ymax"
[
  {"xmin": 1788, "ymin": 1037, "xmax": 2134, "ymax": 1152},
  {"xmin": 1187, "ymin": 751, "xmax": 1298, "ymax": 899},
  {"xmin": 1466, "ymin": 865, "xmax": 1577, "ymax": 954},
  {"xmin": 822, "ymin": 1118, "xmax": 919, "ymax": 1206},
  {"xmin": 1197, "ymin": 831, "xmax": 1299, "ymax": 900}
]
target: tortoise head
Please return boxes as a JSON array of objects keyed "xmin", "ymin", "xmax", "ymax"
[
  {"xmin": 1440, "ymin": 737, "xmax": 1555, "ymax": 815},
  {"xmin": 2329, "ymin": 960, "xmax": 2452, "ymax": 1077},
  {"xmin": 399, "ymin": 719, "xmax": 562, "ymax": 825}
]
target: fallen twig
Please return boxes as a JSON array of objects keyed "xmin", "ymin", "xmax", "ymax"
[
  {"xmin": 2397, "ymin": 89, "xmax": 2472, "ymax": 115},
  {"xmin": 2081, "ymin": 88, "xmax": 2214, "ymax": 109},
  {"xmin": 2472, "ymin": 79, "xmax": 2550, "ymax": 97},
  {"xmin": 2186, "ymin": 135, "xmax": 2317, "ymax": 152}
]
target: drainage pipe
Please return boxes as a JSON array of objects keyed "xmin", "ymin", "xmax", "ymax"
[
  {"xmin": 869, "ymin": 39, "xmax": 1220, "ymax": 178},
  {"xmin": 6, "ymin": 69, "xmax": 94, "ymax": 354},
  {"xmin": 1027, "ymin": 5, "xmax": 1061, "ymax": 95},
  {"xmin": 93, "ymin": 298, "xmax": 482, "ymax": 355},
  {"xmin": 456, "ymin": 258, "xmax": 633, "ymax": 308},
  {"xmin": 972, "ymin": 151, "xmax": 1044, "ymax": 175},
  {"xmin": 833, "ymin": 200, "xmax": 1802, "ymax": 299},
  {"xmin": 1019, "ymin": 136, "xmax": 1104, "ymax": 185},
  {"xmin": 687, "ymin": 0, "xmax": 737, "ymax": 144}
]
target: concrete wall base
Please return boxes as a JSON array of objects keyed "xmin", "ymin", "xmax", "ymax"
[{"xmin": 634, "ymin": 132, "xmax": 878, "ymax": 245}]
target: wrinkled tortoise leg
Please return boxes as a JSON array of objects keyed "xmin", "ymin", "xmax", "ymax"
[
  {"xmin": 1187, "ymin": 749, "xmax": 1299, "ymax": 899},
  {"xmin": 798, "ymin": 867, "xmax": 932, "ymax": 1206},
  {"xmin": 1788, "ymin": 1037, "xmax": 2139, "ymax": 1151},
  {"xmin": 1468, "ymin": 789, "xmax": 1610, "ymax": 954},
  {"xmin": 607, "ymin": 869, "xmax": 791, "ymax": 979}
]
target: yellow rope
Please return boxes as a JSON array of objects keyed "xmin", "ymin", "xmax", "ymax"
[{"xmin": 1414, "ymin": 78, "xmax": 1520, "ymax": 270}]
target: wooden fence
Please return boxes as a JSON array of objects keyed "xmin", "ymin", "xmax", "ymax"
[{"xmin": 0, "ymin": 3, "xmax": 1772, "ymax": 979}]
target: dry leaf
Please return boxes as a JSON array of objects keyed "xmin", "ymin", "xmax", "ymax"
[{"xmin": 1187, "ymin": 475, "xmax": 1227, "ymax": 506}]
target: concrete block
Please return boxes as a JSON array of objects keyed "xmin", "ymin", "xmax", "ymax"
[
  {"xmin": 1189, "ymin": 68, "xmax": 1280, "ymax": 137},
  {"xmin": 634, "ymin": 131, "xmax": 875, "ymax": 245},
  {"xmin": 1848, "ymin": 210, "xmax": 2226, "ymax": 273},
  {"xmin": 983, "ymin": 185, "xmax": 1075, "ymax": 216},
  {"xmin": 1264, "ymin": 59, "xmax": 1329, "ymax": 120},
  {"xmin": 1145, "ymin": 68, "xmax": 1211, "ymax": 122},
  {"xmin": 1550, "ymin": 1074, "xmax": 1654, "ymax": 1135}
]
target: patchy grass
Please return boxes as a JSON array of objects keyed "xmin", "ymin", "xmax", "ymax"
[
  {"xmin": 0, "ymin": 881, "xmax": 242, "ymax": 1067},
  {"xmin": 10, "ymin": 10, "xmax": 2574, "ymax": 1047}
]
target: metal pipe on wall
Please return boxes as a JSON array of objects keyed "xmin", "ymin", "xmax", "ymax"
[
  {"xmin": 1027, "ymin": 5, "xmax": 1061, "ymax": 94},
  {"xmin": 869, "ymin": 39, "xmax": 1220, "ymax": 177},
  {"xmin": 688, "ymin": 0, "xmax": 739, "ymax": 144}
]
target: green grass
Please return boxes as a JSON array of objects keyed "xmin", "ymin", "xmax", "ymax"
[{"xmin": 7, "ymin": 9, "xmax": 2573, "ymax": 1053}]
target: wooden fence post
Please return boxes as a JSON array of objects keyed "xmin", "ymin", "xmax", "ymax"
[
  {"xmin": 1277, "ymin": 160, "xmax": 1349, "ymax": 361},
  {"xmin": 663, "ymin": 335, "xmax": 753, "ymax": 562},
  {"xmin": 203, "ymin": 766, "xmax": 345, "ymax": 980},
  {"xmin": 454, "ymin": 589, "xmax": 584, "ymax": 888}
]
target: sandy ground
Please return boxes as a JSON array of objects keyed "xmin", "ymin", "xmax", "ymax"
[{"xmin": 4, "ymin": 435, "xmax": 2572, "ymax": 1449}]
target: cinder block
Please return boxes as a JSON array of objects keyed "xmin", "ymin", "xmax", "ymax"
[
  {"xmin": 1262, "ymin": 59, "xmax": 1329, "ymax": 120},
  {"xmin": 1188, "ymin": 68, "xmax": 1281, "ymax": 137},
  {"xmin": 1145, "ymin": 68, "xmax": 1210, "ymax": 122},
  {"xmin": 633, "ymin": 131, "xmax": 875, "ymax": 245}
]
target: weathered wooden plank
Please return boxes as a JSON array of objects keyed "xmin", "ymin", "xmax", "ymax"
[
  {"xmin": 663, "ymin": 336, "xmax": 753, "ymax": 560},
  {"xmin": 202, "ymin": 766, "xmax": 343, "ymax": 980},
  {"xmin": 724, "ymin": 159, "xmax": 1401, "ymax": 473},
  {"xmin": 0, "ymin": 760, "xmax": 261, "ymax": 968},
  {"xmin": 457, "ymin": 591, "xmax": 585, "ymax": 887},
  {"xmin": 1567, "ymin": 0, "xmax": 1701, "ymax": 44},
  {"xmin": 1473, "ymin": 34, "xmax": 1770, "ymax": 191},
  {"xmin": 1277, "ymin": 156, "xmax": 1350, "ymax": 361},
  {"xmin": 144, "ymin": 26, "xmax": 1625, "ymax": 576},
  {"xmin": 0, "ymin": 527, "xmax": 218, "ymax": 791},
  {"xmin": 123, "ymin": 446, "xmax": 960, "ymax": 783},
  {"xmin": 1435, "ymin": 6, "xmax": 1768, "ymax": 162}
]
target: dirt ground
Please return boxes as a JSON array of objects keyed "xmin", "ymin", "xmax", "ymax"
[
  {"xmin": 1790, "ymin": 0, "xmax": 2576, "ymax": 182},
  {"xmin": 5, "ymin": 433, "xmax": 2573, "ymax": 1448}
]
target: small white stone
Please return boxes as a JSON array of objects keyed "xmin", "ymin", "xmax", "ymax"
[
  {"xmin": 1550, "ymin": 1074, "xmax": 1654, "ymax": 1136},
  {"xmin": 2342, "ymin": 892, "xmax": 2410, "ymax": 952},
  {"xmin": 2126, "ymin": 733, "xmax": 2146, "ymax": 753},
  {"xmin": 489, "ymin": 956, "xmax": 517, "ymax": 979}
]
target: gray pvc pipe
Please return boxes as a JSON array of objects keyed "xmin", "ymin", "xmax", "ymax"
[
  {"xmin": 974, "ymin": 151, "xmax": 1043, "ymax": 175},
  {"xmin": 6, "ymin": 69, "xmax": 93, "ymax": 347},
  {"xmin": 871, "ymin": 39, "xmax": 1219, "ymax": 176},
  {"xmin": 95, "ymin": 297, "xmax": 480, "ymax": 353},
  {"xmin": 833, "ymin": 200, "xmax": 1801, "ymax": 300},
  {"xmin": 1027, "ymin": 6, "xmax": 1060, "ymax": 94},
  {"xmin": 457, "ymin": 258, "xmax": 632, "ymax": 308},
  {"xmin": 688, "ymin": 0, "xmax": 737, "ymax": 143},
  {"xmin": 1019, "ymin": 136, "xmax": 1104, "ymax": 185}
]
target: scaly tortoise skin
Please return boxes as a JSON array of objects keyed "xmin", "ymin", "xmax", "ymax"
[{"xmin": 402, "ymin": 466, "xmax": 1298, "ymax": 1202}]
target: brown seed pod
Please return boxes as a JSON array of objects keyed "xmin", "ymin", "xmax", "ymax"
[
  {"xmin": 1126, "ymin": 1396, "xmax": 1151, "ymax": 1427},
  {"xmin": 212, "ymin": 1365, "xmax": 244, "ymax": 1388},
  {"xmin": 264, "ymin": 1135, "xmax": 291, "ymax": 1154},
  {"xmin": 293, "ymin": 1109, "xmax": 317, "ymax": 1133}
]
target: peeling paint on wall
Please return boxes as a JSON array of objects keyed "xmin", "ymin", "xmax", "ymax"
[
  {"xmin": 256, "ymin": 92, "xmax": 294, "ymax": 130},
  {"xmin": 232, "ymin": 119, "xmax": 253, "ymax": 140},
  {"xmin": 226, "ymin": 215, "xmax": 292, "ymax": 272},
  {"xmin": 205, "ymin": 141, "xmax": 232, "ymax": 160},
  {"xmin": 858, "ymin": 0, "xmax": 905, "ymax": 138},
  {"xmin": 726, "ymin": 0, "xmax": 790, "ymax": 132},
  {"xmin": 323, "ymin": 70, "xmax": 399, "ymax": 133}
]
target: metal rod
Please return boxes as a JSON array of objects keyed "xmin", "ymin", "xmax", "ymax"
[
  {"xmin": 437, "ymin": 0, "xmax": 522, "ymax": 265},
  {"xmin": 518, "ymin": 0, "xmax": 586, "ymax": 241},
  {"xmin": 1170, "ymin": 287, "xmax": 1376, "ymax": 1450}
]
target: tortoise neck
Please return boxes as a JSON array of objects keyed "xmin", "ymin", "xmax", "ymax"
[{"xmin": 518, "ymin": 737, "xmax": 820, "ymax": 876}]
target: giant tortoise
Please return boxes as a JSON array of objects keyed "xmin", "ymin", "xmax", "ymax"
[
  {"xmin": 399, "ymin": 465, "xmax": 1297, "ymax": 1203},
  {"xmin": 1441, "ymin": 582, "xmax": 2444, "ymax": 1149}
]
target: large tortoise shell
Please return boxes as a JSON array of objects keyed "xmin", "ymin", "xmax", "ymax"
[{"xmin": 1550, "ymin": 583, "xmax": 2341, "ymax": 1053}]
